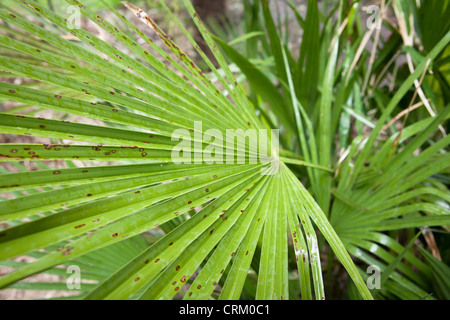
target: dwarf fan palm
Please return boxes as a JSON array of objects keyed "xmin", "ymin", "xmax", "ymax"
[{"xmin": 0, "ymin": 0, "xmax": 448, "ymax": 300}]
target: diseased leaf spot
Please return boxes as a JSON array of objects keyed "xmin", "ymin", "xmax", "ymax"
[
  {"xmin": 8, "ymin": 90, "xmax": 16, "ymax": 93},
  {"xmin": 55, "ymin": 95, "xmax": 62, "ymax": 99},
  {"xmin": 53, "ymin": 171, "xmax": 60, "ymax": 174},
  {"xmin": 112, "ymin": 233, "xmax": 119, "ymax": 237},
  {"xmin": 175, "ymin": 265, "xmax": 180, "ymax": 271},
  {"xmin": 180, "ymin": 276, "xmax": 186, "ymax": 283},
  {"xmin": 155, "ymin": 258, "xmax": 160, "ymax": 263},
  {"xmin": 197, "ymin": 285, "xmax": 201, "ymax": 289},
  {"xmin": 134, "ymin": 277, "xmax": 140, "ymax": 282},
  {"xmin": 74, "ymin": 224, "xmax": 86, "ymax": 229}
]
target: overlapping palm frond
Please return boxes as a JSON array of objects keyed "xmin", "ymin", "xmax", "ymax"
[
  {"xmin": 0, "ymin": 0, "xmax": 372, "ymax": 300},
  {"xmin": 210, "ymin": 0, "xmax": 450, "ymax": 300}
]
